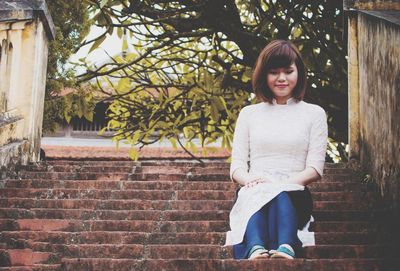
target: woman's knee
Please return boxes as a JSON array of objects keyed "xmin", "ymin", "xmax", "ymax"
[
  {"xmin": 248, "ymin": 206, "xmax": 268, "ymax": 224},
  {"xmin": 275, "ymin": 191, "xmax": 291, "ymax": 202},
  {"xmin": 274, "ymin": 192, "xmax": 296, "ymax": 211}
]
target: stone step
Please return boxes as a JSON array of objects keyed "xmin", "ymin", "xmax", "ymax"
[
  {"xmin": 137, "ymin": 167, "xmax": 354, "ymax": 175},
  {"xmin": 20, "ymin": 165, "xmax": 135, "ymax": 173},
  {"xmin": 13, "ymin": 171, "xmax": 358, "ymax": 182},
  {"xmin": 132, "ymin": 172, "xmax": 359, "ymax": 182},
  {"xmin": 37, "ymin": 160, "xmax": 139, "ymax": 165},
  {"xmin": 1, "ymin": 160, "xmax": 393, "ymax": 270},
  {"xmin": 0, "ymin": 198, "xmax": 372, "ymax": 211},
  {"xmin": 59, "ymin": 258, "xmax": 398, "ymax": 271},
  {"xmin": 14, "ymin": 172, "xmax": 130, "ymax": 181},
  {"xmin": 0, "ymin": 180, "xmax": 364, "ymax": 192},
  {"xmin": 0, "ymin": 188, "xmax": 177, "ymax": 201},
  {"xmin": 15, "ymin": 171, "xmax": 359, "ymax": 183},
  {"xmin": 14, "ymin": 243, "xmax": 391, "ymax": 259},
  {"xmin": 21, "ymin": 164, "xmax": 230, "ymax": 173},
  {"xmin": 0, "ymin": 248, "xmax": 58, "ymax": 266},
  {"xmin": 20, "ymin": 164, "xmax": 354, "ymax": 175},
  {"xmin": 0, "ymin": 208, "xmax": 386, "ymax": 222},
  {"xmin": 37, "ymin": 160, "xmax": 220, "ymax": 167},
  {"xmin": 0, "ymin": 219, "xmax": 382, "ymax": 233},
  {"xmin": 0, "ymin": 188, "xmax": 374, "ymax": 202},
  {"xmin": 0, "ymin": 264, "xmax": 61, "ymax": 270},
  {"xmin": 39, "ymin": 160, "xmax": 348, "ymax": 169},
  {"xmin": 0, "ymin": 231, "xmax": 387, "ymax": 246}
]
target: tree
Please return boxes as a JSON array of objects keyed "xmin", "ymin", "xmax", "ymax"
[
  {"xmin": 42, "ymin": 1, "xmax": 92, "ymax": 133},
  {"xmin": 78, "ymin": 0, "xmax": 348, "ymax": 161}
]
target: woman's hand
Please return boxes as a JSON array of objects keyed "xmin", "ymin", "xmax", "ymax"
[{"xmin": 244, "ymin": 177, "xmax": 273, "ymax": 188}]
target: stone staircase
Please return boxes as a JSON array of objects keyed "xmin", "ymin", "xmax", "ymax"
[{"xmin": 0, "ymin": 159, "xmax": 398, "ymax": 270}]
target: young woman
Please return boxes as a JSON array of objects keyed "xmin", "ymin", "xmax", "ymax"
[{"xmin": 224, "ymin": 40, "xmax": 328, "ymax": 260}]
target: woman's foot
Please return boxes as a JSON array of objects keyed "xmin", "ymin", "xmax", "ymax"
[
  {"xmin": 270, "ymin": 244, "xmax": 295, "ymax": 259},
  {"xmin": 248, "ymin": 245, "xmax": 270, "ymax": 260}
]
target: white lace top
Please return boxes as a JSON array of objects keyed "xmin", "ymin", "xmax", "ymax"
[
  {"xmin": 224, "ymin": 97, "xmax": 328, "ymax": 247},
  {"xmin": 229, "ymin": 97, "xmax": 328, "ymax": 183}
]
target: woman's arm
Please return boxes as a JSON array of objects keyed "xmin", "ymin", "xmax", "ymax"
[
  {"xmin": 230, "ymin": 106, "xmax": 258, "ymax": 186},
  {"xmin": 284, "ymin": 167, "xmax": 321, "ymax": 186},
  {"xmin": 285, "ymin": 107, "xmax": 328, "ymax": 186}
]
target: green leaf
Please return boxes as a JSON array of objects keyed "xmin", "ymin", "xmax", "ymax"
[
  {"xmin": 224, "ymin": 134, "xmax": 231, "ymax": 149},
  {"xmin": 211, "ymin": 97, "xmax": 224, "ymax": 111},
  {"xmin": 173, "ymin": 100, "xmax": 182, "ymax": 112},
  {"xmin": 129, "ymin": 148, "xmax": 139, "ymax": 161},
  {"xmin": 64, "ymin": 112, "xmax": 71, "ymax": 124},
  {"xmin": 84, "ymin": 111, "xmax": 93, "ymax": 122},
  {"xmin": 168, "ymin": 137, "xmax": 178, "ymax": 148},
  {"xmin": 221, "ymin": 135, "xmax": 226, "ymax": 148},
  {"xmin": 292, "ymin": 26, "xmax": 302, "ymax": 38},
  {"xmin": 117, "ymin": 27, "xmax": 123, "ymax": 39},
  {"xmin": 242, "ymin": 68, "xmax": 252, "ymax": 82},
  {"xmin": 189, "ymin": 141, "xmax": 197, "ymax": 153},
  {"xmin": 107, "ymin": 119, "xmax": 120, "ymax": 130},
  {"xmin": 98, "ymin": 126, "xmax": 107, "ymax": 135},
  {"xmin": 131, "ymin": 130, "xmax": 141, "ymax": 144},
  {"xmin": 149, "ymin": 72, "xmax": 158, "ymax": 84},
  {"xmin": 107, "ymin": 26, "xmax": 113, "ymax": 36},
  {"xmin": 210, "ymin": 102, "xmax": 219, "ymax": 122},
  {"xmin": 77, "ymin": 105, "xmax": 83, "ymax": 118},
  {"xmin": 88, "ymin": 34, "xmax": 106, "ymax": 54},
  {"xmin": 157, "ymin": 121, "xmax": 168, "ymax": 128},
  {"xmin": 183, "ymin": 127, "xmax": 190, "ymax": 138},
  {"xmin": 100, "ymin": 0, "xmax": 109, "ymax": 8},
  {"xmin": 122, "ymin": 38, "xmax": 128, "ymax": 52},
  {"xmin": 117, "ymin": 78, "xmax": 130, "ymax": 93}
]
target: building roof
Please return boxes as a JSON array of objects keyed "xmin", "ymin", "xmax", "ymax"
[
  {"xmin": 343, "ymin": 0, "xmax": 400, "ymax": 26},
  {"xmin": 0, "ymin": 0, "xmax": 55, "ymax": 40},
  {"xmin": 344, "ymin": 0, "xmax": 400, "ymax": 11},
  {"xmin": 359, "ymin": 10, "xmax": 400, "ymax": 26}
]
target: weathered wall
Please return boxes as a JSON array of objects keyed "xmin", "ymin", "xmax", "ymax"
[
  {"xmin": 17, "ymin": 18, "xmax": 49, "ymax": 162},
  {"xmin": 357, "ymin": 12, "xmax": 400, "ymax": 208},
  {"xmin": 0, "ymin": 17, "xmax": 51, "ymax": 168}
]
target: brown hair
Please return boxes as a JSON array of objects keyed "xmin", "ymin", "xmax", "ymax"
[{"xmin": 252, "ymin": 40, "xmax": 307, "ymax": 104}]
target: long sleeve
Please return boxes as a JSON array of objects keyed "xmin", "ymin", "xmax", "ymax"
[
  {"xmin": 305, "ymin": 107, "xmax": 328, "ymax": 177},
  {"xmin": 229, "ymin": 106, "xmax": 251, "ymax": 183}
]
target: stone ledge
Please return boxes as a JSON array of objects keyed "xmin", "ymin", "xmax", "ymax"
[
  {"xmin": 0, "ymin": 140, "xmax": 30, "ymax": 172},
  {"xmin": 0, "ymin": 117, "xmax": 24, "ymax": 146},
  {"xmin": 0, "ymin": 0, "xmax": 55, "ymax": 40}
]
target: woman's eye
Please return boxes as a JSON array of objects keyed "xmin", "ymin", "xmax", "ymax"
[{"xmin": 285, "ymin": 70, "xmax": 293, "ymax": 74}]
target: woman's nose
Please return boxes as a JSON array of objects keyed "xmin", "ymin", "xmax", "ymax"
[{"xmin": 278, "ymin": 72, "xmax": 286, "ymax": 81}]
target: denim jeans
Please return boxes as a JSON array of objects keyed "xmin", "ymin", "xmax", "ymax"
[{"xmin": 233, "ymin": 191, "xmax": 303, "ymax": 259}]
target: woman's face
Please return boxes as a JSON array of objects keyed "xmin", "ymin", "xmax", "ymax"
[{"xmin": 266, "ymin": 63, "xmax": 298, "ymax": 99}]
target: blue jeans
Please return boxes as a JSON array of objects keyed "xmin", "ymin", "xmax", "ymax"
[{"xmin": 233, "ymin": 191, "xmax": 303, "ymax": 259}]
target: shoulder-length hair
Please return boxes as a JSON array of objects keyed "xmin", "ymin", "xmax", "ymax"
[{"xmin": 252, "ymin": 40, "xmax": 307, "ymax": 104}]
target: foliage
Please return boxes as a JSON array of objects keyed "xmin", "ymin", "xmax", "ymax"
[
  {"xmin": 42, "ymin": 0, "xmax": 91, "ymax": 133},
  {"xmin": 78, "ymin": 0, "xmax": 348, "ymax": 161},
  {"xmin": 63, "ymin": 86, "xmax": 97, "ymax": 124}
]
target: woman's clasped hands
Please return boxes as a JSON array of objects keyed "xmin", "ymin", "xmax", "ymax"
[{"xmin": 244, "ymin": 177, "xmax": 273, "ymax": 188}]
